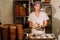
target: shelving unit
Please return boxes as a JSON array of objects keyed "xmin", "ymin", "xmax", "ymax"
[
  {"xmin": 13, "ymin": 0, "xmax": 29, "ymax": 29},
  {"xmin": 13, "ymin": 0, "xmax": 52, "ymax": 33}
]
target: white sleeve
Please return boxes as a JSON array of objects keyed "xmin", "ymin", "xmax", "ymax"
[
  {"xmin": 28, "ymin": 14, "xmax": 32, "ymax": 21},
  {"xmin": 43, "ymin": 13, "xmax": 49, "ymax": 21}
]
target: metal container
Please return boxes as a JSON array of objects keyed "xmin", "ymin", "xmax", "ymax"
[
  {"xmin": 10, "ymin": 25, "xmax": 16, "ymax": 40},
  {"xmin": 1, "ymin": 25, "xmax": 8, "ymax": 40},
  {"xmin": 16, "ymin": 24, "xmax": 24, "ymax": 39}
]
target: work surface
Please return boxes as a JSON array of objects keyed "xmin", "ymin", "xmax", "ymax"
[{"xmin": 28, "ymin": 33, "xmax": 56, "ymax": 40}]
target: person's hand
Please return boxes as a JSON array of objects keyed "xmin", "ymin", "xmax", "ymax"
[
  {"xmin": 34, "ymin": 23, "xmax": 39, "ymax": 28},
  {"xmin": 34, "ymin": 23, "xmax": 44, "ymax": 31}
]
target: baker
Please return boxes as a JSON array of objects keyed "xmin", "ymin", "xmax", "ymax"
[{"xmin": 28, "ymin": 1, "xmax": 49, "ymax": 35}]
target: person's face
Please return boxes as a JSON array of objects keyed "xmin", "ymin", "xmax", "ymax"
[{"xmin": 34, "ymin": 4, "xmax": 41, "ymax": 11}]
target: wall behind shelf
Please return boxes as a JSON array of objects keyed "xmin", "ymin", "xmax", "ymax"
[
  {"xmin": 0, "ymin": 0, "xmax": 13, "ymax": 24},
  {"xmin": 51, "ymin": 0, "xmax": 60, "ymax": 37}
]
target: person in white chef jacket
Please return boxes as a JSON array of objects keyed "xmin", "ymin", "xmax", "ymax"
[{"xmin": 28, "ymin": 1, "xmax": 49, "ymax": 35}]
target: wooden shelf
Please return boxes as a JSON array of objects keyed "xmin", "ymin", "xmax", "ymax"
[{"xmin": 15, "ymin": 16, "xmax": 28, "ymax": 17}]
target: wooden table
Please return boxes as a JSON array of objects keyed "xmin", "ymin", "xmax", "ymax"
[{"xmin": 28, "ymin": 33, "xmax": 55, "ymax": 40}]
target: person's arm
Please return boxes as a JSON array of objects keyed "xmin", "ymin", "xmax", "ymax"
[
  {"xmin": 41, "ymin": 12, "xmax": 49, "ymax": 28},
  {"xmin": 29, "ymin": 21, "xmax": 33, "ymax": 29},
  {"xmin": 41, "ymin": 20, "xmax": 48, "ymax": 28}
]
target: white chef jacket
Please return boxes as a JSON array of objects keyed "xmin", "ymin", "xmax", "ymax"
[{"xmin": 28, "ymin": 11, "xmax": 49, "ymax": 35}]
